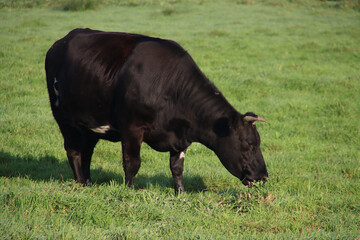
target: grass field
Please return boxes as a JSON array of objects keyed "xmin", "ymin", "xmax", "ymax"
[{"xmin": 1, "ymin": 0, "xmax": 359, "ymax": 239}]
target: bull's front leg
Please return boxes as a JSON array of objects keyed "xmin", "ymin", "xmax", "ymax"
[
  {"xmin": 170, "ymin": 150, "xmax": 186, "ymax": 194},
  {"xmin": 121, "ymin": 127, "xmax": 144, "ymax": 188}
]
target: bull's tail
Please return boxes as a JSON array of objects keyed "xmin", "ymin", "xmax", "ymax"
[{"xmin": 45, "ymin": 52, "xmax": 61, "ymax": 111}]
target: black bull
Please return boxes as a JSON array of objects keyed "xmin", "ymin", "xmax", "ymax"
[{"xmin": 45, "ymin": 28, "xmax": 268, "ymax": 193}]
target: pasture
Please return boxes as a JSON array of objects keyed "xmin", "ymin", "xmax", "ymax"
[{"xmin": 1, "ymin": 0, "xmax": 359, "ymax": 239}]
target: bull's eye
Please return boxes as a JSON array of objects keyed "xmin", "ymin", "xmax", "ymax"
[
  {"xmin": 249, "ymin": 144, "xmax": 254, "ymax": 151},
  {"xmin": 246, "ymin": 140, "xmax": 256, "ymax": 152},
  {"xmin": 241, "ymin": 141, "xmax": 250, "ymax": 151}
]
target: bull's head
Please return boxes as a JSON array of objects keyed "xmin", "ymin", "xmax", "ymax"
[{"xmin": 213, "ymin": 112, "xmax": 268, "ymax": 186}]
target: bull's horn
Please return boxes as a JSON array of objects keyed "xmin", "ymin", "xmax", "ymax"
[
  {"xmin": 256, "ymin": 117, "xmax": 266, "ymax": 123},
  {"xmin": 244, "ymin": 116, "xmax": 266, "ymax": 123}
]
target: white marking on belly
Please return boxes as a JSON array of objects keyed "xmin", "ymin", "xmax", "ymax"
[
  {"xmin": 90, "ymin": 125, "xmax": 111, "ymax": 134},
  {"xmin": 179, "ymin": 151, "xmax": 185, "ymax": 159}
]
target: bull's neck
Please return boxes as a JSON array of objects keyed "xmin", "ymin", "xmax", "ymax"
[
  {"xmin": 179, "ymin": 78, "xmax": 236, "ymax": 150},
  {"xmin": 170, "ymin": 57, "xmax": 237, "ymax": 150},
  {"xmin": 191, "ymin": 103, "xmax": 235, "ymax": 150}
]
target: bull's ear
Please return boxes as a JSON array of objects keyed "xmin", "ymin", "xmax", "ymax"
[
  {"xmin": 213, "ymin": 117, "xmax": 230, "ymax": 137},
  {"xmin": 242, "ymin": 112, "xmax": 266, "ymax": 125}
]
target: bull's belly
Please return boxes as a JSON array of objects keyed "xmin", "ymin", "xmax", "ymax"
[
  {"xmin": 89, "ymin": 125, "xmax": 122, "ymax": 142},
  {"xmin": 144, "ymin": 131, "xmax": 190, "ymax": 153},
  {"xmin": 66, "ymin": 115, "xmax": 122, "ymax": 142},
  {"xmin": 59, "ymin": 103, "xmax": 122, "ymax": 142}
]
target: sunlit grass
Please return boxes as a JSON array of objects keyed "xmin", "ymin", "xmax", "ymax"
[{"xmin": 1, "ymin": 1, "xmax": 359, "ymax": 239}]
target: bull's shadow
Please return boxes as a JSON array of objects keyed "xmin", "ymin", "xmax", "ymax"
[
  {"xmin": 0, "ymin": 151, "xmax": 205, "ymax": 192},
  {"xmin": 0, "ymin": 151, "xmax": 120, "ymax": 183},
  {"xmin": 134, "ymin": 174, "xmax": 206, "ymax": 193}
]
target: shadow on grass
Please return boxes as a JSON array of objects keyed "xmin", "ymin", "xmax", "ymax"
[
  {"xmin": 135, "ymin": 174, "xmax": 206, "ymax": 193},
  {"xmin": 0, "ymin": 151, "xmax": 121, "ymax": 184},
  {"xmin": 0, "ymin": 151, "xmax": 206, "ymax": 192}
]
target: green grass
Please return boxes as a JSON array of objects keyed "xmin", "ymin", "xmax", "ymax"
[{"xmin": 1, "ymin": 0, "xmax": 359, "ymax": 239}]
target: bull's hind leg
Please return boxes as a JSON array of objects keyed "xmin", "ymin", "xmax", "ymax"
[
  {"xmin": 121, "ymin": 127, "xmax": 144, "ymax": 188},
  {"xmin": 170, "ymin": 150, "xmax": 186, "ymax": 194},
  {"xmin": 61, "ymin": 125, "xmax": 98, "ymax": 185}
]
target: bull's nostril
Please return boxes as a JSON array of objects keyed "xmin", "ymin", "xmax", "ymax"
[
  {"xmin": 263, "ymin": 171, "xmax": 269, "ymax": 179},
  {"xmin": 261, "ymin": 174, "xmax": 268, "ymax": 182}
]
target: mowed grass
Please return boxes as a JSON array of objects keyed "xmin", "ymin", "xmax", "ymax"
[{"xmin": 1, "ymin": 1, "xmax": 359, "ymax": 239}]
